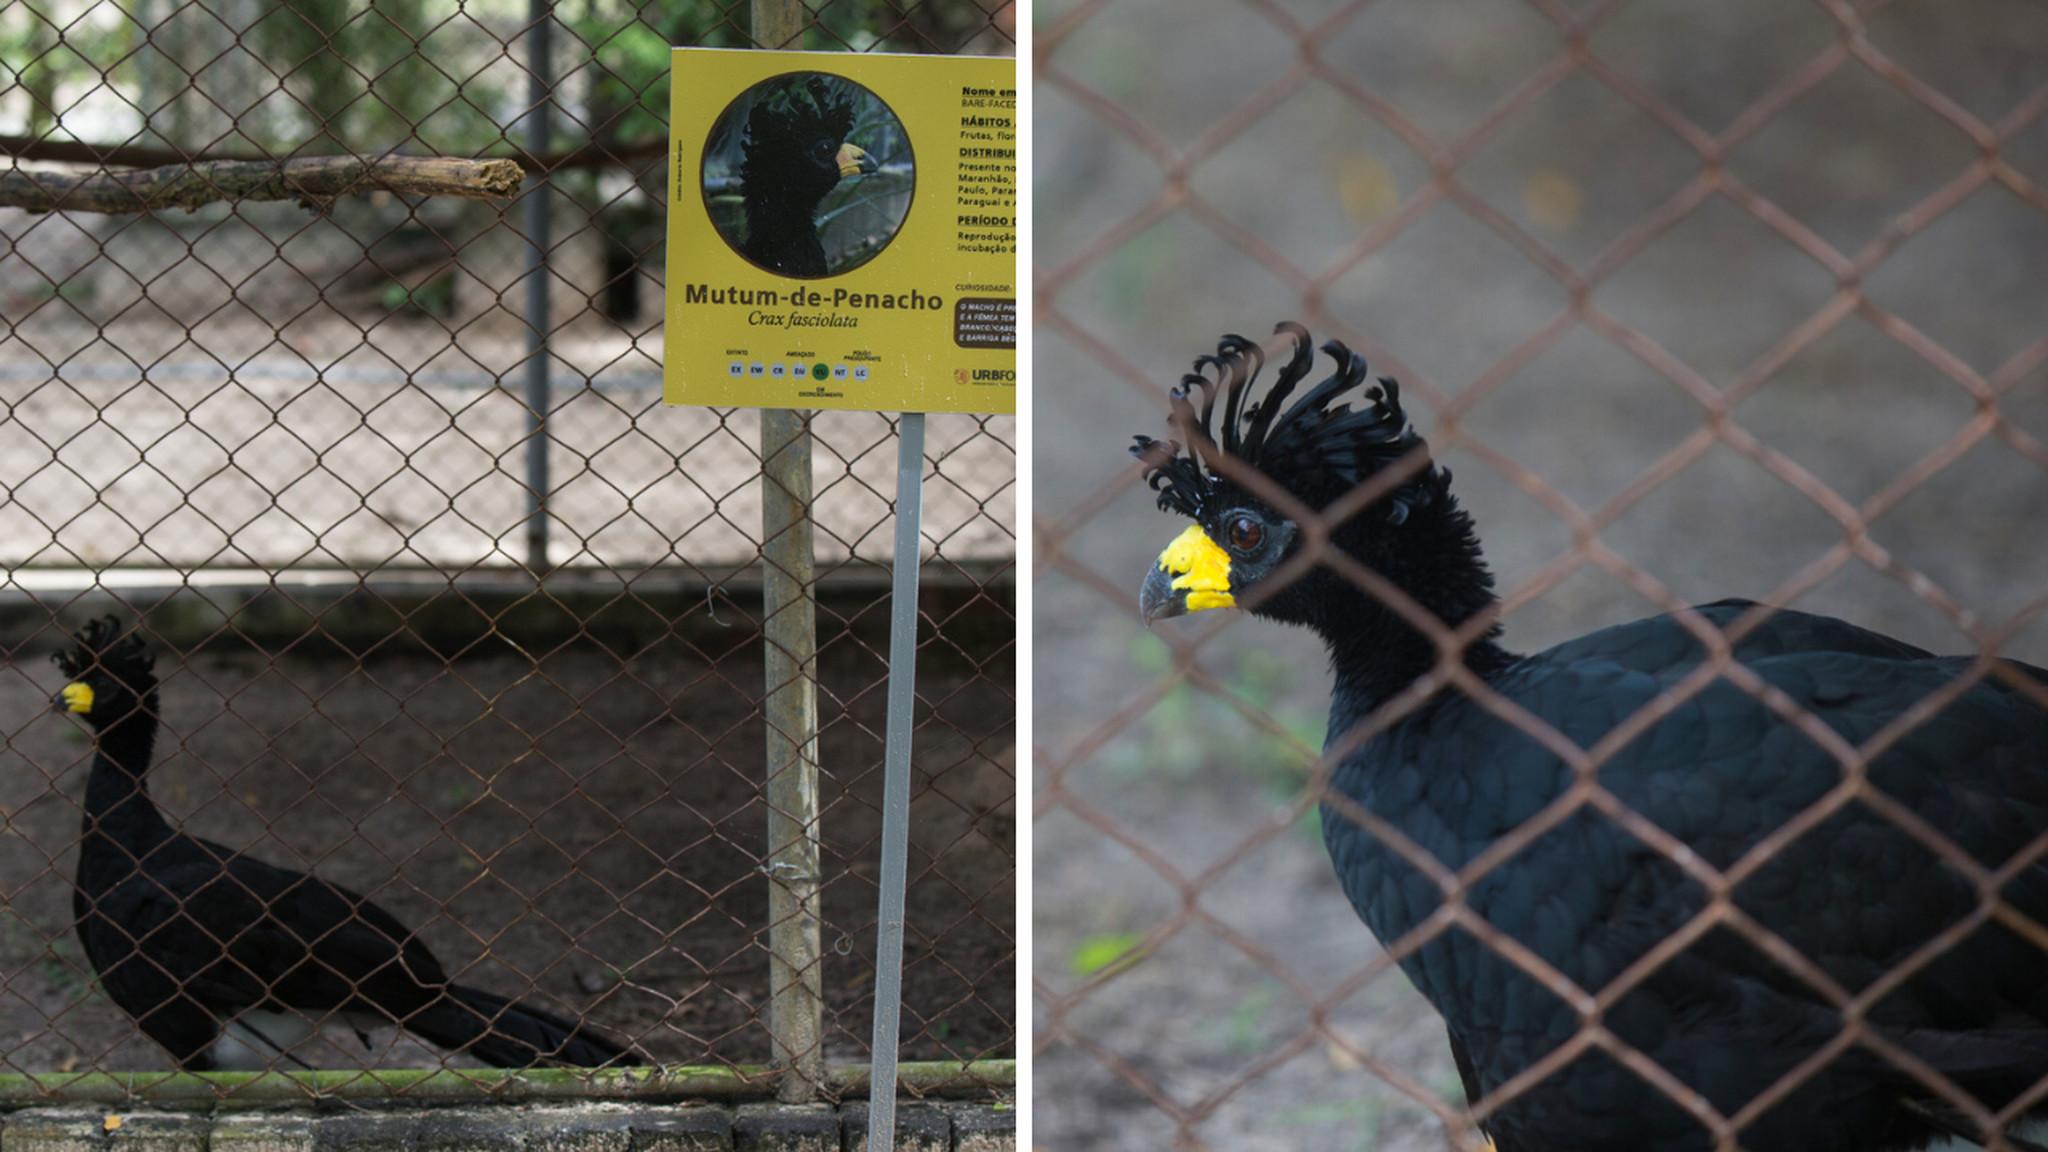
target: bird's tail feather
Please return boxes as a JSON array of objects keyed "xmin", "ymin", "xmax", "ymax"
[
  {"xmin": 1902, "ymin": 1100, "xmax": 2048, "ymax": 1152},
  {"xmin": 402, "ymin": 985, "xmax": 641, "ymax": 1068},
  {"xmin": 1891, "ymin": 1027, "xmax": 2048, "ymax": 1149}
]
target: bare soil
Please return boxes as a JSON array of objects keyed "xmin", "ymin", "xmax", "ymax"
[{"xmin": 0, "ymin": 603, "xmax": 1014, "ymax": 1076}]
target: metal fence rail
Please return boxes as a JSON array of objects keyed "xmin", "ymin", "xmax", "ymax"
[
  {"xmin": 0, "ymin": 0, "xmax": 1014, "ymax": 1108},
  {"xmin": 1035, "ymin": 1, "xmax": 2048, "ymax": 1149}
]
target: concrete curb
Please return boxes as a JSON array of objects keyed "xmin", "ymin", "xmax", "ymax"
[
  {"xmin": 839, "ymin": 1104, "xmax": 952, "ymax": 1152},
  {"xmin": 733, "ymin": 1104, "xmax": 836, "ymax": 1152},
  {"xmin": 0, "ymin": 1104, "xmax": 1014, "ymax": 1152}
]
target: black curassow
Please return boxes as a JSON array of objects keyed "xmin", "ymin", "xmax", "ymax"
[
  {"xmin": 1131, "ymin": 324, "xmax": 2048, "ymax": 1152},
  {"xmin": 55, "ymin": 619, "xmax": 642, "ymax": 1070},
  {"xmin": 738, "ymin": 76, "xmax": 878, "ymax": 278}
]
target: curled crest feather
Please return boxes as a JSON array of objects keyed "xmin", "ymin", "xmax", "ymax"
[
  {"xmin": 744, "ymin": 77, "xmax": 857, "ymax": 164},
  {"xmin": 1130, "ymin": 323, "xmax": 1445, "ymax": 523},
  {"xmin": 52, "ymin": 616, "xmax": 155, "ymax": 686}
]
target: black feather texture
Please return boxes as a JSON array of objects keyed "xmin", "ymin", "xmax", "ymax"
[
  {"xmin": 737, "ymin": 76, "xmax": 865, "ymax": 278},
  {"xmin": 1130, "ymin": 323, "xmax": 1445, "ymax": 523},
  {"xmin": 53, "ymin": 616, "xmax": 154, "ymax": 686},
  {"xmin": 741, "ymin": 77, "xmax": 857, "ymax": 180}
]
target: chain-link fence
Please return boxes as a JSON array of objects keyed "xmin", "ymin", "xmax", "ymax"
[
  {"xmin": 0, "ymin": 0, "xmax": 1013, "ymax": 1108},
  {"xmin": 1035, "ymin": 1, "xmax": 2048, "ymax": 1149}
]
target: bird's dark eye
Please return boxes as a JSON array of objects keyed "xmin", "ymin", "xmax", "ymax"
[{"xmin": 1227, "ymin": 515, "xmax": 1264, "ymax": 554}]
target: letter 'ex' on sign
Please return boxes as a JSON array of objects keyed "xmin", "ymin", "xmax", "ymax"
[{"xmin": 663, "ymin": 48, "xmax": 1017, "ymax": 415}]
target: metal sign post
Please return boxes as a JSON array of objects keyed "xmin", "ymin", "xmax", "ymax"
[
  {"xmin": 865, "ymin": 411, "xmax": 924, "ymax": 1152},
  {"xmin": 521, "ymin": 0, "xmax": 553, "ymax": 576}
]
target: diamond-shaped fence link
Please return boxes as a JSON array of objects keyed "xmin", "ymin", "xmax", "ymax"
[
  {"xmin": 1035, "ymin": 1, "xmax": 2048, "ymax": 1149},
  {"xmin": 0, "ymin": 0, "xmax": 1013, "ymax": 1107}
]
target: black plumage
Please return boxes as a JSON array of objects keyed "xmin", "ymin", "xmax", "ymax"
[
  {"xmin": 737, "ymin": 76, "xmax": 878, "ymax": 278},
  {"xmin": 1132, "ymin": 324, "xmax": 2048, "ymax": 1151},
  {"xmin": 55, "ymin": 619, "xmax": 642, "ymax": 1070}
]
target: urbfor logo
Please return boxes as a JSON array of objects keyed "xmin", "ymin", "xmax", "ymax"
[{"xmin": 969, "ymin": 368, "xmax": 1015, "ymax": 383}]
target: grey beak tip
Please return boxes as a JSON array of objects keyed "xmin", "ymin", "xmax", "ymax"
[{"xmin": 1139, "ymin": 565, "xmax": 1185, "ymax": 624}]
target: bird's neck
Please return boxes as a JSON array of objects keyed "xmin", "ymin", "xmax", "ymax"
[
  {"xmin": 81, "ymin": 702, "xmax": 171, "ymax": 848},
  {"xmin": 1317, "ymin": 508, "xmax": 1516, "ymax": 716},
  {"xmin": 1323, "ymin": 614, "xmax": 1514, "ymax": 720},
  {"xmin": 743, "ymin": 183, "xmax": 826, "ymax": 237}
]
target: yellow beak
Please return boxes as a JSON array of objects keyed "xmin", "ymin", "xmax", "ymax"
[
  {"xmin": 60, "ymin": 682, "xmax": 94, "ymax": 714},
  {"xmin": 1139, "ymin": 524, "xmax": 1236, "ymax": 622},
  {"xmin": 837, "ymin": 142, "xmax": 878, "ymax": 179}
]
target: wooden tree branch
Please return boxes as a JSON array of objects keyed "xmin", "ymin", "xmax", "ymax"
[
  {"xmin": 0, "ymin": 133, "xmax": 665, "ymax": 175},
  {"xmin": 0, "ymin": 154, "xmax": 525, "ymax": 214}
]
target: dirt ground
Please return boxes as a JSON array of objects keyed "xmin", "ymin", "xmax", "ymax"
[
  {"xmin": 0, "ymin": 600, "xmax": 1014, "ymax": 1075},
  {"xmin": 0, "ymin": 194, "xmax": 1015, "ymax": 575},
  {"xmin": 1035, "ymin": 2, "xmax": 2048, "ymax": 1149}
]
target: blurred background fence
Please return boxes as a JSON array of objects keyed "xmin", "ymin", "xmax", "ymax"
[
  {"xmin": 1033, "ymin": 1, "xmax": 2048, "ymax": 1149},
  {"xmin": 0, "ymin": 0, "xmax": 1014, "ymax": 1107}
]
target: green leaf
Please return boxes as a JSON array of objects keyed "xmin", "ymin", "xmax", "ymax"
[
  {"xmin": 1068, "ymin": 932, "xmax": 1145, "ymax": 977},
  {"xmin": 1126, "ymin": 631, "xmax": 1171, "ymax": 674},
  {"xmin": 1224, "ymin": 980, "xmax": 1278, "ymax": 1051}
]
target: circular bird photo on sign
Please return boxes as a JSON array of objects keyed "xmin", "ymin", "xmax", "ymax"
[{"xmin": 702, "ymin": 72, "xmax": 914, "ymax": 279}]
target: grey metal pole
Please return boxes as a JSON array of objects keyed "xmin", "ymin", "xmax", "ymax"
[
  {"xmin": 750, "ymin": 0, "xmax": 825, "ymax": 1107},
  {"xmin": 760, "ymin": 407, "xmax": 824, "ymax": 1104},
  {"xmin": 521, "ymin": 0, "xmax": 553, "ymax": 576},
  {"xmin": 865, "ymin": 412, "xmax": 925, "ymax": 1152}
]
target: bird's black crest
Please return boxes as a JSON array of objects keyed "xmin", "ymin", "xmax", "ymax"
[
  {"xmin": 1130, "ymin": 323, "xmax": 1445, "ymax": 523},
  {"xmin": 52, "ymin": 616, "xmax": 154, "ymax": 684},
  {"xmin": 744, "ymin": 77, "xmax": 857, "ymax": 156}
]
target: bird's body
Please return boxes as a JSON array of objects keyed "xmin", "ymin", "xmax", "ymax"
[
  {"xmin": 57, "ymin": 620, "xmax": 638, "ymax": 1070},
  {"xmin": 735, "ymin": 77, "xmax": 877, "ymax": 278},
  {"xmin": 740, "ymin": 187, "xmax": 833, "ymax": 279},
  {"xmin": 1328, "ymin": 601, "xmax": 2048, "ymax": 1150},
  {"xmin": 1131, "ymin": 325, "xmax": 2048, "ymax": 1151}
]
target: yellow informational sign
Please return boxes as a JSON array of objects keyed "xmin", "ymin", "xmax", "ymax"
[{"xmin": 663, "ymin": 48, "xmax": 1017, "ymax": 415}]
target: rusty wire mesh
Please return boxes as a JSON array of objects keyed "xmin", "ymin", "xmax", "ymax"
[
  {"xmin": 0, "ymin": 0, "xmax": 1014, "ymax": 1102},
  {"xmin": 1034, "ymin": 0, "xmax": 2048, "ymax": 1148}
]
